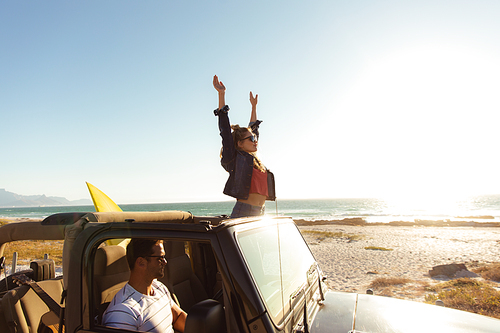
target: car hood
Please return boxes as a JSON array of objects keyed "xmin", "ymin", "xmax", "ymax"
[{"xmin": 310, "ymin": 291, "xmax": 500, "ymax": 333}]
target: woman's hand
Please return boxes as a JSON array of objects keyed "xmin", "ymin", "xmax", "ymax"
[
  {"xmin": 214, "ymin": 75, "xmax": 226, "ymax": 109},
  {"xmin": 213, "ymin": 75, "xmax": 226, "ymax": 93},
  {"xmin": 249, "ymin": 91, "xmax": 258, "ymax": 123},
  {"xmin": 250, "ymin": 91, "xmax": 258, "ymax": 106}
]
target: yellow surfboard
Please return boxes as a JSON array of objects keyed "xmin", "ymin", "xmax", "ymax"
[
  {"xmin": 86, "ymin": 182, "xmax": 128, "ymax": 247},
  {"xmin": 86, "ymin": 182, "xmax": 123, "ymax": 212}
]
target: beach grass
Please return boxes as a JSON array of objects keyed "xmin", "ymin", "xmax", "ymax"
[
  {"xmin": 369, "ymin": 277, "xmax": 411, "ymax": 288},
  {"xmin": 301, "ymin": 230, "xmax": 364, "ymax": 242},
  {"xmin": 364, "ymin": 246, "xmax": 393, "ymax": 251},
  {"xmin": 2, "ymin": 240, "xmax": 64, "ymax": 265},
  {"xmin": 424, "ymin": 278, "xmax": 500, "ymax": 319},
  {"xmin": 367, "ymin": 277, "xmax": 414, "ymax": 298},
  {"xmin": 472, "ymin": 263, "xmax": 500, "ymax": 282}
]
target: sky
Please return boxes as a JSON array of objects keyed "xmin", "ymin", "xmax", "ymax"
[{"xmin": 1, "ymin": 0, "xmax": 500, "ymax": 204}]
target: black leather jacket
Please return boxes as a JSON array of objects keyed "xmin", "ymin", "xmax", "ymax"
[{"xmin": 215, "ymin": 106, "xmax": 276, "ymax": 201}]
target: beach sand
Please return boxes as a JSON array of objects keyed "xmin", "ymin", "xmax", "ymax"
[{"xmin": 298, "ymin": 223, "xmax": 500, "ymax": 302}]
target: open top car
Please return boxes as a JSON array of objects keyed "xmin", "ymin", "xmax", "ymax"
[{"xmin": 0, "ymin": 211, "xmax": 499, "ymax": 333}]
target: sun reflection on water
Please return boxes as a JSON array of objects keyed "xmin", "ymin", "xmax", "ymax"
[{"xmin": 379, "ymin": 193, "xmax": 499, "ymax": 222}]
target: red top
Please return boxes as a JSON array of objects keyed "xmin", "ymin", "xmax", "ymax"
[{"xmin": 250, "ymin": 168, "xmax": 268, "ymax": 197}]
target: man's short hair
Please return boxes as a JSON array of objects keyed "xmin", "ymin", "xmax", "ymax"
[{"xmin": 126, "ymin": 239, "xmax": 163, "ymax": 270}]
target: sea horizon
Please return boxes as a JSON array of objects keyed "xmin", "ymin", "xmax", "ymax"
[{"xmin": 1, "ymin": 195, "xmax": 499, "ymax": 224}]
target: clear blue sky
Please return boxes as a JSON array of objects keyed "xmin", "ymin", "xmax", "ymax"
[{"xmin": 2, "ymin": 0, "xmax": 499, "ymax": 204}]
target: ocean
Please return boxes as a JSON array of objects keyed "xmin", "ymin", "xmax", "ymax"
[{"xmin": 1, "ymin": 195, "xmax": 499, "ymax": 223}]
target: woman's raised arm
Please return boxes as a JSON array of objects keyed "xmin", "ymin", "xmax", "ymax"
[
  {"xmin": 249, "ymin": 91, "xmax": 258, "ymax": 123},
  {"xmin": 213, "ymin": 75, "xmax": 226, "ymax": 109}
]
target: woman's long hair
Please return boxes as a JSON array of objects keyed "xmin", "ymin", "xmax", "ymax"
[{"xmin": 229, "ymin": 125, "xmax": 266, "ymax": 172}]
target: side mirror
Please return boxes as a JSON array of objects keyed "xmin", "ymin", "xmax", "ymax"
[{"xmin": 184, "ymin": 299, "xmax": 225, "ymax": 333}]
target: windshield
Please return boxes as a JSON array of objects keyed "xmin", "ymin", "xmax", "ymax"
[{"xmin": 237, "ymin": 221, "xmax": 316, "ymax": 323}]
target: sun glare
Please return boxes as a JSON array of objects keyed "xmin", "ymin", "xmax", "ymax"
[
  {"xmin": 331, "ymin": 42, "xmax": 499, "ymax": 200},
  {"xmin": 381, "ymin": 191, "xmax": 466, "ymax": 217}
]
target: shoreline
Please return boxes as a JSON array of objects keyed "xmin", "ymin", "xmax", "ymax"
[
  {"xmin": 2, "ymin": 216, "xmax": 500, "ymax": 227},
  {"xmin": 294, "ymin": 217, "xmax": 500, "ymax": 227},
  {"xmin": 0, "ymin": 217, "xmax": 43, "ymax": 223}
]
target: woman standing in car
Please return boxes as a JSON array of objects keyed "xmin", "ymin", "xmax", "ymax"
[{"xmin": 213, "ymin": 75, "xmax": 275, "ymax": 218}]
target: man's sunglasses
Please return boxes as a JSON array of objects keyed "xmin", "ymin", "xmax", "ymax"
[
  {"xmin": 241, "ymin": 135, "xmax": 257, "ymax": 143},
  {"xmin": 146, "ymin": 255, "xmax": 167, "ymax": 262}
]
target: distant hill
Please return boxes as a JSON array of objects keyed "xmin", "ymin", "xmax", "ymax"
[{"xmin": 0, "ymin": 189, "xmax": 91, "ymax": 207}]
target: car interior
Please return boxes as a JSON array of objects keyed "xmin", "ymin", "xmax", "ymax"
[
  {"xmin": 0, "ymin": 238, "xmax": 224, "ymax": 333},
  {"xmin": 92, "ymin": 238, "xmax": 224, "ymax": 331}
]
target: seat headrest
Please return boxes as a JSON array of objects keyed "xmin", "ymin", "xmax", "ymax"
[
  {"xmin": 94, "ymin": 245, "xmax": 129, "ymax": 276},
  {"xmin": 164, "ymin": 241, "xmax": 186, "ymax": 259},
  {"xmin": 167, "ymin": 255, "xmax": 193, "ymax": 284}
]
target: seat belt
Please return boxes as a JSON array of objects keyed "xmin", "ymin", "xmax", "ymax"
[
  {"xmin": 58, "ymin": 290, "xmax": 67, "ymax": 333},
  {"xmin": 28, "ymin": 282, "xmax": 62, "ymax": 315},
  {"xmin": 12, "ymin": 274, "xmax": 65, "ymax": 333}
]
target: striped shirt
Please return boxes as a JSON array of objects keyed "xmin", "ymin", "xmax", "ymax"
[{"xmin": 102, "ymin": 280, "xmax": 174, "ymax": 333}]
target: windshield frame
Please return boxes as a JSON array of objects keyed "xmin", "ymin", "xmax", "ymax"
[{"xmin": 235, "ymin": 218, "xmax": 317, "ymax": 325}]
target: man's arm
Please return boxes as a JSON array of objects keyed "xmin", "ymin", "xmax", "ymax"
[
  {"xmin": 102, "ymin": 303, "xmax": 138, "ymax": 330},
  {"xmin": 172, "ymin": 302, "xmax": 187, "ymax": 332}
]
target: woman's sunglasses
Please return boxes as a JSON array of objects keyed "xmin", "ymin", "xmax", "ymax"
[{"xmin": 241, "ymin": 135, "xmax": 257, "ymax": 143}]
